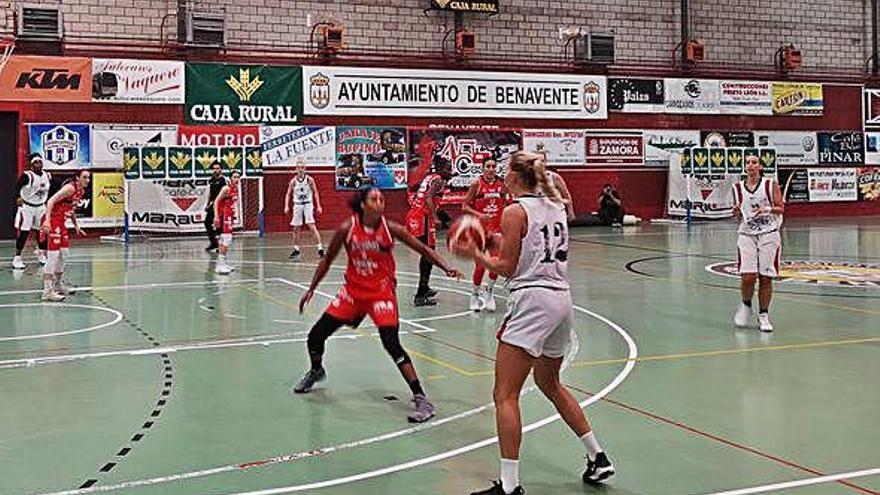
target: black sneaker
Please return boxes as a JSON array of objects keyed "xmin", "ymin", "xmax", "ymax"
[
  {"xmin": 582, "ymin": 451, "xmax": 614, "ymax": 484},
  {"xmin": 293, "ymin": 367, "xmax": 326, "ymax": 393},
  {"xmin": 317, "ymin": 248, "xmax": 325, "ymax": 258},
  {"xmin": 470, "ymin": 480, "xmax": 524, "ymax": 495},
  {"xmin": 205, "ymin": 245, "xmax": 218, "ymax": 252},
  {"xmin": 413, "ymin": 295, "xmax": 438, "ymax": 307},
  {"xmin": 425, "ymin": 288, "xmax": 438, "ymax": 298},
  {"xmin": 289, "ymin": 249, "xmax": 301, "ymax": 260}
]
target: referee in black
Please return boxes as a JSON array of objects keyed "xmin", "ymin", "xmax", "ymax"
[{"xmin": 204, "ymin": 161, "xmax": 227, "ymax": 252}]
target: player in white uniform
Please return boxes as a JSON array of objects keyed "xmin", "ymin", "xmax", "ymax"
[
  {"xmin": 13, "ymin": 154, "xmax": 51, "ymax": 269},
  {"xmin": 732, "ymin": 153, "xmax": 785, "ymax": 332},
  {"xmin": 284, "ymin": 160, "xmax": 323, "ymax": 260},
  {"xmin": 457, "ymin": 151, "xmax": 614, "ymax": 495}
]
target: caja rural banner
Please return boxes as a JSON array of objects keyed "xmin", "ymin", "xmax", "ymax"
[
  {"xmin": 28, "ymin": 124, "xmax": 91, "ymax": 169},
  {"xmin": 91, "ymin": 124, "xmax": 177, "ymax": 168},
  {"xmin": 260, "ymin": 126, "xmax": 335, "ymax": 167},
  {"xmin": 585, "ymin": 132, "xmax": 645, "ymax": 165},
  {"xmin": 521, "ymin": 129, "xmax": 585, "ymax": 167},
  {"xmin": 92, "ymin": 59, "xmax": 185, "ymax": 104},
  {"xmin": 0, "ymin": 56, "xmax": 92, "ymax": 102},
  {"xmin": 128, "ymin": 178, "xmax": 242, "ymax": 233},
  {"xmin": 408, "ymin": 128, "xmax": 520, "ymax": 204},
  {"xmin": 335, "ymin": 127, "xmax": 407, "ymax": 190},
  {"xmin": 123, "ymin": 146, "xmax": 261, "ymax": 179},
  {"xmin": 304, "ymin": 66, "xmax": 608, "ymax": 119},
  {"xmin": 644, "ymin": 130, "xmax": 700, "ymax": 167},
  {"xmin": 771, "ymin": 82, "xmax": 823, "ymax": 116},
  {"xmin": 185, "ymin": 63, "xmax": 303, "ymax": 124}
]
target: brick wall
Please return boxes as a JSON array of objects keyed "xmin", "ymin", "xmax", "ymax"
[{"xmin": 1, "ymin": 0, "xmax": 871, "ymax": 71}]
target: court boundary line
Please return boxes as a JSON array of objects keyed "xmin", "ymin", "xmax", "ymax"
[
  {"xmin": 696, "ymin": 467, "xmax": 880, "ymax": 495},
  {"xmin": 0, "ymin": 303, "xmax": 123, "ymax": 342}
]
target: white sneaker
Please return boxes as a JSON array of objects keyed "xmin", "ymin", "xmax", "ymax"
[
  {"xmin": 734, "ymin": 303, "xmax": 752, "ymax": 327},
  {"xmin": 35, "ymin": 249, "xmax": 46, "ymax": 265},
  {"xmin": 55, "ymin": 280, "xmax": 76, "ymax": 296},
  {"xmin": 42, "ymin": 289, "xmax": 65, "ymax": 302},
  {"xmin": 469, "ymin": 288, "xmax": 483, "ymax": 311},
  {"xmin": 216, "ymin": 263, "xmax": 232, "ymax": 275},
  {"xmin": 12, "ymin": 256, "xmax": 25, "ymax": 270},
  {"xmin": 758, "ymin": 312, "xmax": 774, "ymax": 332},
  {"xmin": 483, "ymin": 288, "xmax": 497, "ymax": 312}
]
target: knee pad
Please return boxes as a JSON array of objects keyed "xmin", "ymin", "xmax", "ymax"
[
  {"xmin": 379, "ymin": 328, "xmax": 411, "ymax": 366},
  {"xmin": 307, "ymin": 313, "xmax": 345, "ymax": 355}
]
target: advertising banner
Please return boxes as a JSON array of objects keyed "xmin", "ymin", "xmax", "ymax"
[
  {"xmin": 771, "ymin": 82, "xmax": 823, "ymax": 116},
  {"xmin": 28, "ymin": 124, "xmax": 91, "ymax": 169},
  {"xmin": 719, "ymin": 80, "xmax": 772, "ymax": 115},
  {"xmin": 178, "ymin": 125, "xmax": 260, "ymax": 147},
  {"xmin": 857, "ymin": 167, "xmax": 880, "ymax": 201},
  {"xmin": 807, "ymin": 168, "xmax": 858, "ymax": 202},
  {"xmin": 0, "ymin": 56, "xmax": 92, "ymax": 102},
  {"xmin": 522, "ymin": 129, "xmax": 585, "ymax": 166},
  {"xmin": 664, "ymin": 78, "xmax": 721, "ymax": 114},
  {"xmin": 585, "ymin": 132, "xmax": 645, "ymax": 165},
  {"xmin": 754, "ymin": 131, "xmax": 818, "ymax": 166},
  {"xmin": 666, "ymin": 166, "xmax": 738, "ymax": 219},
  {"xmin": 92, "ymin": 59, "xmax": 185, "ymax": 104},
  {"xmin": 260, "ymin": 126, "xmax": 335, "ymax": 167},
  {"xmin": 128, "ymin": 178, "xmax": 241, "ymax": 232},
  {"xmin": 644, "ymin": 130, "xmax": 700, "ymax": 167},
  {"xmin": 607, "ymin": 78, "xmax": 665, "ymax": 113},
  {"xmin": 817, "ymin": 132, "xmax": 864, "ymax": 165},
  {"xmin": 304, "ymin": 66, "xmax": 607, "ymax": 119},
  {"xmin": 335, "ymin": 127, "xmax": 407, "ymax": 190},
  {"xmin": 92, "ymin": 124, "xmax": 177, "ymax": 168},
  {"xmin": 185, "ymin": 63, "xmax": 303, "ymax": 124}
]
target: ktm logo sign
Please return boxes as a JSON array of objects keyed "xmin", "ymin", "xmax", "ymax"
[
  {"xmin": 16, "ymin": 68, "xmax": 82, "ymax": 90},
  {"xmin": 0, "ymin": 55, "xmax": 92, "ymax": 102}
]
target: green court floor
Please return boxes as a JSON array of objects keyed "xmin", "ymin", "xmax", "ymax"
[{"xmin": 1, "ymin": 217, "xmax": 879, "ymax": 495}]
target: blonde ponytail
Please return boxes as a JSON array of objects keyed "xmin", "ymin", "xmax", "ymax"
[{"xmin": 509, "ymin": 151, "xmax": 562, "ymax": 203}]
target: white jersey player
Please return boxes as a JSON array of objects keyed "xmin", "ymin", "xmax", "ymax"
[
  {"xmin": 732, "ymin": 153, "xmax": 785, "ymax": 332},
  {"xmin": 458, "ymin": 151, "xmax": 614, "ymax": 495},
  {"xmin": 13, "ymin": 154, "xmax": 51, "ymax": 269},
  {"xmin": 284, "ymin": 160, "xmax": 323, "ymax": 260}
]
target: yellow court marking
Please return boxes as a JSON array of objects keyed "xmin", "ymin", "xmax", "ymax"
[{"xmin": 570, "ymin": 335, "xmax": 880, "ymax": 369}]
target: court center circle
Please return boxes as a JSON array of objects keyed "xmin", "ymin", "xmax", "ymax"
[{"xmin": 0, "ymin": 303, "xmax": 124, "ymax": 342}]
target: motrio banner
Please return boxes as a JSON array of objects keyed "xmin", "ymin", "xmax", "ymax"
[
  {"xmin": 127, "ymin": 178, "xmax": 241, "ymax": 233},
  {"xmin": 303, "ymin": 66, "xmax": 607, "ymax": 119},
  {"xmin": 185, "ymin": 63, "xmax": 303, "ymax": 125}
]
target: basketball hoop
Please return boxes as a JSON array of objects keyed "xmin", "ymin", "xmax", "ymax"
[{"xmin": 0, "ymin": 35, "xmax": 16, "ymax": 75}]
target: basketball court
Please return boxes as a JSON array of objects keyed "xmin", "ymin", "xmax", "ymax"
[{"xmin": 2, "ymin": 218, "xmax": 879, "ymax": 495}]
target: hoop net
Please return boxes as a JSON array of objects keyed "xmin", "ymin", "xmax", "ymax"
[{"xmin": 0, "ymin": 36, "xmax": 15, "ymax": 74}]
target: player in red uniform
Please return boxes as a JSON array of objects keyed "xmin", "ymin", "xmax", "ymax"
[
  {"xmin": 405, "ymin": 157, "xmax": 453, "ymax": 306},
  {"xmin": 295, "ymin": 187, "xmax": 462, "ymax": 423},
  {"xmin": 212, "ymin": 170, "xmax": 240, "ymax": 275},
  {"xmin": 40, "ymin": 170, "xmax": 89, "ymax": 302},
  {"xmin": 462, "ymin": 159, "xmax": 508, "ymax": 312}
]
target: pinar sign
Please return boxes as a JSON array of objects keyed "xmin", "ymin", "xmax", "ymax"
[{"xmin": 0, "ymin": 56, "xmax": 92, "ymax": 102}]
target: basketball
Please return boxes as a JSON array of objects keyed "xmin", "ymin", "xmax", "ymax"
[{"xmin": 447, "ymin": 214, "xmax": 486, "ymax": 258}]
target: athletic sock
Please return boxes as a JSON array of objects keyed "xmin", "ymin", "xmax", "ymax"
[
  {"xmin": 43, "ymin": 277, "xmax": 53, "ymax": 292},
  {"xmin": 487, "ymin": 277, "xmax": 496, "ymax": 290},
  {"xmin": 500, "ymin": 458, "xmax": 520, "ymax": 494},
  {"xmin": 742, "ymin": 299, "xmax": 752, "ymax": 307},
  {"xmin": 408, "ymin": 379, "xmax": 425, "ymax": 396},
  {"xmin": 580, "ymin": 431, "xmax": 603, "ymax": 458},
  {"xmin": 316, "ymin": 243, "xmax": 323, "ymax": 251}
]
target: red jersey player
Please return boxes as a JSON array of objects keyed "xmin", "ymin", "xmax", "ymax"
[
  {"xmin": 405, "ymin": 156, "xmax": 453, "ymax": 306},
  {"xmin": 40, "ymin": 170, "xmax": 89, "ymax": 302},
  {"xmin": 213, "ymin": 170, "xmax": 240, "ymax": 275},
  {"xmin": 295, "ymin": 187, "xmax": 462, "ymax": 423},
  {"xmin": 462, "ymin": 159, "xmax": 508, "ymax": 312}
]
